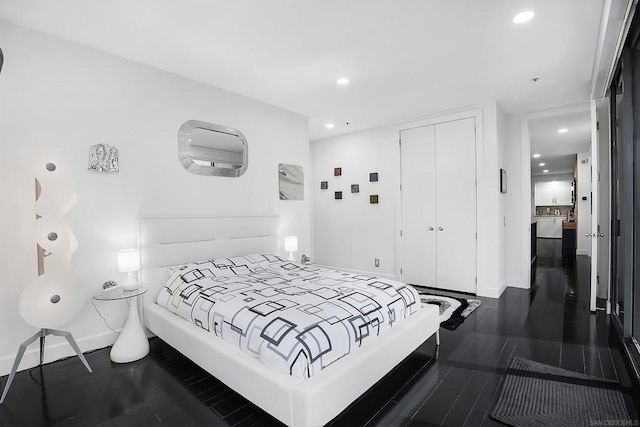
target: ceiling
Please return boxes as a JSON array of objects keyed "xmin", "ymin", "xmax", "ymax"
[
  {"xmin": 0, "ymin": 1, "xmax": 606, "ymax": 141},
  {"xmin": 529, "ymin": 112, "xmax": 592, "ymax": 176}
]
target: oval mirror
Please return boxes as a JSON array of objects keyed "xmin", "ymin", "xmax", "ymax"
[{"xmin": 178, "ymin": 120, "xmax": 248, "ymax": 177}]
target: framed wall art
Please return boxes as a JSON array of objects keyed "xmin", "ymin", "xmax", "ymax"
[
  {"xmin": 334, "ymin": 167, "xmax": 342, "ymax": 177},
  {"xmin": 351, "ymin": 184, "xmax": 359, "ymax": 193},
  {"xmin": 370, "ymin": 195, "xmax": 379, "ymax": 204},
  {"xmin": 500, "ymin": 168, "xmax": 507, "ymax": 194},
  {"xmin": 335, "ymin": 191, "xmax": 343, "ymax": 200},
  {"xmin": 369, "ymin": 172, "xmax": 378, "ymax": 182},
  {"xmin": 321, "ymin": 181, "xmax": 328, "ymax": 190},
  {"xmin": 278, "ymin": 163, "xmax": 304, "ymax": 200}
]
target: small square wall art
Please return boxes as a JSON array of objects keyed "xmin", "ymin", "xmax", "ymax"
[
  {"xmin": 351, "ymin": 184, "xmax": 359, "ymax": 193},
  {"xmin": 335, "ymin": 191, "xmax": 343, "ymax": 200},
  {"xmin": 321, "ymin": 181, "xmax": 328, "ymax": 190},
  {"xmin": 334, "ymin": 167, "xmax": 342, "ymax": 177},
  {"xmin": 370, "ymin": 195, "xmax": 379, "ymax": 204},
  {"xmin": 369, "ymin": 172, "xmax": 378, "ymax": 182}
]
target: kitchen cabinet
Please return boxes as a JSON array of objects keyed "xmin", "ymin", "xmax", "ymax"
[
  {"xmin": 535, "ymin": 181, "xmax": 573, "ymax": 206},
  {"xmin": 536, "ymin": 216, "xmax": 566, "ymax": 238},
  {"xmin": 400, "ymin": 117, "xmax": 476, "ymax": 293}
]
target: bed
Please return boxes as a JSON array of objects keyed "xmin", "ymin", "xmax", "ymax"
[{"xmin": 140, "ymin": 216, "xmax": 439, "ymax": 427}]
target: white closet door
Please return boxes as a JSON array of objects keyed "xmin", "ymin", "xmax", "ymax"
[
  {"xmin": 400, "ymin": 125, "xmax": 437, "ymax": 287},
  {"xmin": 434, "ymin": 118, "xmax": 477, "ymax": 293}
]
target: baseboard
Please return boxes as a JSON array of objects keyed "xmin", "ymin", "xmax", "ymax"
[
  {"xmin": 0, "ymin": 330, "xmax": 117, "ymax": 377},
  {"xmin": 477, "ymin": 279, "xmax": 507, "ymax": 299},
  {"xmin": 507, "ymin": 277, "xmax": 529, "ymax": 289}
]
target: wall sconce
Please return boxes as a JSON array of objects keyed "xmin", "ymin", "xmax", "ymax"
[
  {"xmin": 118, "ymin": 249, "xmax": 141, "ymax": 291},
  {"xmin": 284, "ymin": 236, "xmax": 298, "ymax": 261}
]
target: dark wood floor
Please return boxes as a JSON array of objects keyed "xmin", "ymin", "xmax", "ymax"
[{"xmin": 1, "ymin": 240, "xmax": 637, "ymax": 426}]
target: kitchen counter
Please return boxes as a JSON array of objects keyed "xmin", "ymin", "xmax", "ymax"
[
  {"xmin": 535, "ymin": 216, "xmax": 567, "ymax": 239},
  {"xmin": 562, "ymin": 221, "xmax": 576, "ymax": 229}
]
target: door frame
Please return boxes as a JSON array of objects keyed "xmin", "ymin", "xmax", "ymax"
[
  {"xmin": 519, "ymin": 104, "xmax": 591, "ymax": 290},
  {"xmin": 594, "ymin": 98, "xmax": 612, "ymax": 314}
]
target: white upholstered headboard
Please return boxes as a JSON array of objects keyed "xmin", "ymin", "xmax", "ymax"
[{"xmin": 140, "ymin": 216, "xmax": 279, "ymax": 302}]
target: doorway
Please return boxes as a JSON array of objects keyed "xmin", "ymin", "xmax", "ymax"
[
  {"xmin": 529, "ymin": 113, "xmax": 591, "ymax": 273},
  {"xmin": 519, "ymin": 104, "xmax": 604, "ymax": 306}
]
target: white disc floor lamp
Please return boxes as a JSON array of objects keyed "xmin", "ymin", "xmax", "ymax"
[{"xmin": 0, "ymin": 162, "xmax": 91, "ymax": 405}]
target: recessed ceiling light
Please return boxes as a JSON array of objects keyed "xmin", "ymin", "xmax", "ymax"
[
  {"xmin": 325, "ymin": 123, "xmax": 335, "ymax": 129},
  {"xmin": 557, "ymin": 128, "xmax": 568, "ymax": 134},
  {"xmin": 543, "ymin": 169, "xmax": 549, "ymax": 173},
  {"xmin": 532, "ymin": 153, "xmax": 541, "ymax": 158},
  {"xmin": 513, "ymin": 11, "xmax": 534, "ymax": 24},
  {"xmin": 336, "ymin": 77, "xmax": 349, "ymax": 85},
  {"xmin": 539, "ymin": 163, "xmax": 546, "ymax": 166}
]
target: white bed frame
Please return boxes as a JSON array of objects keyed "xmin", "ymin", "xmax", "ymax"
[{"xmin": 140, "ymin": 216, "xmax": 439, "ymax": 427}]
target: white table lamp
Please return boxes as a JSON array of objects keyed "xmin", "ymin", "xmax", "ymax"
[
  {"xmin": 284, "ymin": 236, "xmax": 298, "ymax": 261},
  {"xmin": 118, "ymin": 249, "xmax": 140, "ymax": 291}
]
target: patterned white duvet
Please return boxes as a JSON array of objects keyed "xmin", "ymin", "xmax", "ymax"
[{"xmin": 156, "ymin": 254, "xmax": 421, "ymax": 378}]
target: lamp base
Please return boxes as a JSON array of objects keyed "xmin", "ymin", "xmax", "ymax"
[
  {"xmin": 287, "ymin": 252, "xmax": 295, "ymax": 261},
  {"xmin": 122, "ymin": 272, "xmax": 139, "ymax": 291},
  {"xmin": 0, "ymin": 328, "xmax": 92, "ymax": 404}
]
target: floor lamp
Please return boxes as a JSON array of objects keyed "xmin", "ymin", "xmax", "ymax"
[{"xmin": 0, "ymin": 162, "xmax": 91, "ymax": 405}]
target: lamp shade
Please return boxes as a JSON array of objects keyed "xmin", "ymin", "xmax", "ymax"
[
  {"xmin": 44, "ymin": 230, "xmax": 78, "ymax": 274},
  {"xmin": 19, "ymin": 273, "xmax": 83, "ymax": 329},
  {"xmin": 34, "ymin": 161, "xmax": 77, "ymax": 218},
  {"xmin": 118, "ymin": 249, "xmax": 140, "ymax": 273},
  {"xmin": 34, "ymin": 218, "xmax": 71, "ymax": 254},
  {"xmin": 284, "ymin": 236, "xmax": 298, "ymax": 252},
  {"xmin": 35, "ymin": 190, "xmax": 78, "ymax": 219}
]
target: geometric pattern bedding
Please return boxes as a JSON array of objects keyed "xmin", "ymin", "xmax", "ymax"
[{"xmin": 156, "ymin": 254, "xmax": 422, "ymax": 378}]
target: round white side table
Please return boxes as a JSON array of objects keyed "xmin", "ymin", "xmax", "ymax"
[{"xmin": 93, "ymin": 287, "xmax": 149, "ymax": 363}]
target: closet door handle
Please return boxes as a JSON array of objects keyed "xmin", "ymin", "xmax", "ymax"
[
  {"xmin": 428, "ymin": 226, "xmax": 435, "ymax": 231},
  {"xmin": 438, "ymin": 226, "xmax": 444, "ymax": 231}
]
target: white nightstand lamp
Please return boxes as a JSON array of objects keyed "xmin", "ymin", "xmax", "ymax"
[
  {"xmin": 110, "ymin": 248, "xmax": 148, "ymax": 363},
  {"xmin": 118, "ymin": 249, "xmax": 140, "ymax": 291},
  {"xmin": 284, "ymin": 236, "xmax": 298, "ymax": 261}
]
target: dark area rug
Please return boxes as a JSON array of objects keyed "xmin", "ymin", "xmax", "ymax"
[
  {"xmin": 417, "ymin": 292, "xmax": 480, "ymax": 331},
  {"xmin": 491, "ymin": 357, "xmax": 631, "ymax": 427}
]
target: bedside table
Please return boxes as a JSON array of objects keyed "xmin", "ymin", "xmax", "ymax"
[{"xmin": 92, "ymin": 287, "xmax": 149, "ymax": 363}]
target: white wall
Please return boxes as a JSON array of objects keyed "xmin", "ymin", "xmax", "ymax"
[
  {"xmin": 0, "ymin": 21, "xmax": 311, "ymax": 376},
  {"xmin": 311, "ymin": 126, "xmax": 399, "ymax": 278},
  {"xmin": 496, "ymin": 103, "xmax": 508, "ymax": 295},
  {"xmin": 504, "ymin": 113, "xmax": 524, "ymax": 288},
  {"xmin": 576, "ymin": 152, "xmax": 592, "ymax": 255},
  {"xmin": 312, "ymin": 105, "xmax": 505, "ymax": 298}
]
